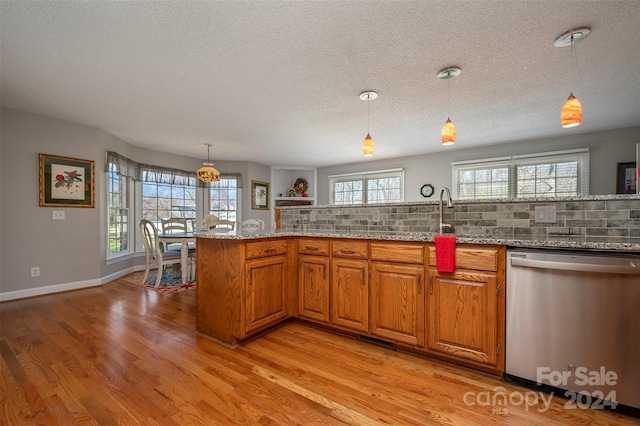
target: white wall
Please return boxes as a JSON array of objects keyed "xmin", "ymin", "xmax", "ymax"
[
  {"xmin": 0, "ymin": 108, "xmax": 269, "ymax": 298},
  {"xmin": 317, "ymin": 126, "xmax": 640, "ymax": 204}
]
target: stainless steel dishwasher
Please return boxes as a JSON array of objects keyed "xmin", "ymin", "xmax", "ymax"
[{"xmin": 505, "ymin": 249, "xmax": 640, "ymax": 415}]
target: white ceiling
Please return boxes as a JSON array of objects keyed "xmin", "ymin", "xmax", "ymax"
[{"xmin": 2, "ymin": 1, "xmax": 640, "ymax": 168}]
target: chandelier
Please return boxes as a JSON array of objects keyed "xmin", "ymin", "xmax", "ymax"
[{"xmin": 197, "ymin": 143, "xmax": 220, "ymax": 183}]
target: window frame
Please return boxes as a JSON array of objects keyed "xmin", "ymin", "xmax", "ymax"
[
  {"xmin": 209, "ymin": 175, "xmax": 241, "ymax": 221},
  {"xmin": 106, "ymin": 161, "xmax": 132, "ymax": 260},
  {"xmin": 329, "ymin": 168, "xmax": 405, "ymax": 205},
  {"xmin": 452, "ymin": 149, "xmax": 589, "ymax": 200}
]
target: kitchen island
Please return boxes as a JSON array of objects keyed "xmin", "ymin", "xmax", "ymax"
[{"xmin": 196, "ymin": 230, "xmax": 639, "ymax": 376}]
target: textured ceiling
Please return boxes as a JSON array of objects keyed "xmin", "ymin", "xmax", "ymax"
[{"xmin": 2, "ymin": 1, "xmax": 639, "ymax": 168}]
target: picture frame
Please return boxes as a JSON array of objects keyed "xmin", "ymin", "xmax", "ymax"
[
  {"xmin": 39, "ymin": 153, "xmax": 95, "ymax": 207},
  {"xmin": 251, "ymin": 180, "xmax": 269, "ymax": 210},
  {"xmin": 616, "ymin": 162, "xmax": 637, "ymax": 195}
]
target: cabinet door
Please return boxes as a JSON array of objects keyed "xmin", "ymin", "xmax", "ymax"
[
  {"xmin": 331, "ymin": 258, "xmax": 369, "ymax": 333},
  {"xmin": 244, "ymin": 256, "xmax": 288, "ymax": 335},
  {"xmin": 298, "ymin": 255, "xmax": 330, "ymax": 324},
  {"xmin": 371, "ymin": 262, "xmax": 425, "ymax": 347},
  {"xmin": 427, "ymin": 268, "xmax": 498, "ymax": 366}
]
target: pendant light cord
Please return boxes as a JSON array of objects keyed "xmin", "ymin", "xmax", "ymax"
[
  {"xmin": 569, "ymin": 31, "xmax": 574, "ymax": 93},
  {"xmin": 367, "ymin": 98, "xmax": 370, "ymax": 133},
  {"xmin": 447, "ymin": 76, "xmax": 451, "ymax": 118}
]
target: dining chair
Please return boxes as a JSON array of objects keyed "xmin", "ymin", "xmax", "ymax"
[
  {"xmin": 139, "ymin": 219, "xmax": 183, "ymax": 288},
  {"xmin": 239, "ymin": 219, "xmax": 265, "ymax": 232},
  {"xmin": 161, "ymin": 218, "xmax": 189, "ymax": 250},
  {"xmin": 208, "ymin": 219, "xmax": 235, "ymax": 233},
  {"xmin": 194, "ymin": 215, "xmax": 218, "ymax": 233}
]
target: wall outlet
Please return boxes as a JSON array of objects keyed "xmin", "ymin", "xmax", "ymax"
[
  {"xmin": 52, "ymin": 210, "xmax": 65, "ymax": 220},
  {"xmin": 31, "ymin": 266, "xmax": 40, "ymax": 277},
  {"xmin": 534, "ymin": 206, "xmax": 556, "ymax": 223}
]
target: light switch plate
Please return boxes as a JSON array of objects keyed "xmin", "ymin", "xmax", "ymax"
[
  {"xmin": 52, "ymin": 210, "xmax": 65, "ymax": 220},
  {"xmin": 534, "ymin": 206, "xmax": 556, "ymax": 223}
]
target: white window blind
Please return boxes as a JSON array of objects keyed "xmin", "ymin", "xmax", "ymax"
[
  {"xmin": 329, "ymin": 168, "xmax": 404, "ymax": 205},
  {"xmin": 452, "ymin": 149, "xmax": 589, "ymax": 199}
]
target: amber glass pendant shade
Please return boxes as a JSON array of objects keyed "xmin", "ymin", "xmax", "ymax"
[
  {"xmin": 441, "ymin": 118, "xmax": 456, "ymax": 145},
  {"xmin": 362, "ymin": 133, "xmax": 374, "ymax": 156},
  {"xmin": 561, "ymin": 93, "xmax": 582, "ymax": 128}
]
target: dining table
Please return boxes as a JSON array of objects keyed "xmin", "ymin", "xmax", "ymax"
[{"xmin": 158, "ymin": 232, "xmax": 196, "ymax": 284}]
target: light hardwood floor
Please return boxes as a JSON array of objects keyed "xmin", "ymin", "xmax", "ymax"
[{"xmin": 1, "ymin": 277, "xmax": 637, "ymax": 425}]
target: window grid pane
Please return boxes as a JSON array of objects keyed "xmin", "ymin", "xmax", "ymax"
[
  {"xmin": 143, "ymin": 174, "xmax": 196, "ymax": 229},
  {"xmin": 456, "ymin": 166, "xmax": 509, "ymax": 200},
  {"xmin": 108, "ymin": 163, "xmax": 129, "ymax": 255},
  {"xmin": 210, "ymin": 177, "xmax": 239, "ymax": 221},
  {"xmin": 330, "ymin": 171, "xmax": 404, "ymax": 205},
  {"xmin": 453, "ymin": 150, "xmax": 588, "ymax": 200}
]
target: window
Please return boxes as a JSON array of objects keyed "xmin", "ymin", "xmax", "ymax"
[
  {"xmin": 452, "ymin": 149, "xmax": 589, "ymax": 200},
  {"xmin": 210, "ymin": 176, "xmax": 240, "ymax": 221},
  {"xmin": 107, "ymin": 162, "xmax": 129, "ymax": 256},
  {"xmin": 142, "ymin": 170, "xmax": 197, "ymax": 229},
  {"xmin": 329, "ymin": 169, "xmax": 404, "ymax": 205}
]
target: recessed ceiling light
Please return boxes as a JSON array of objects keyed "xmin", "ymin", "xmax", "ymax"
[
  {"xmin": 359, "ymin": 91, "xmax": 378, "ymax": 101},
  {"xmin": 554, "ymin": 27, "xmax": 591, "ymax": 47},
  {"xmin": 437, "ymin": 66, "xmax": 462, "ymax": 80}
]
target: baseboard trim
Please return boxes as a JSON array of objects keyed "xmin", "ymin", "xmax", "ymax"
[{"xmin": 0, "ymin": 265, "xmax": 146, "ymax": 302}]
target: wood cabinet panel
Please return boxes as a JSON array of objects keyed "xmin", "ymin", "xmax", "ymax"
[
  {"xmin": 196, "ymin": 238, "xmax": 243, "ymax": 343},
  {"xmin": 427, "ymin": 268, "xmax": 498, "ymax": 366},
  {"xmin": 244, "ymin": 255, "xmax": 288, "ymax": 335},
  {"xmin": 298, "ymin": 238, "xmax": 330, "ymax": 256},
  {"xmin": 331, "ymin": 258, "xmax": 369, "ymax": 333},
  {"xmin": 370, "ymin": 242, "xmax": 425, "ymax": 264},
  {"xmin": 298, "ymin": 255, "xmax": 330, "ymax": 324},
  {"xmin": 331, "ymin": 240, "xmax": 368, "ymax": 259},
  {"xmin": 429, "ymin": 244, "xmax": 498, "ymax": 272},
  {"xmin": 246, "ymin": 239, "xmax": 289, "ymax": 259},
  {"xmin": 371, "ymin": 262, "xmax": 425, "ymax": 347}
]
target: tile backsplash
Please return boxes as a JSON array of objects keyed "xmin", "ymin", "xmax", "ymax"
[{"xmin": 278, "ymin": 195, "xmax": 640, "ymax": 238}]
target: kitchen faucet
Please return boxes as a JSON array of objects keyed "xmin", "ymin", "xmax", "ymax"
[{"xmin": 439, "ymin": 187, "xmax": 454, "ymax": 234}]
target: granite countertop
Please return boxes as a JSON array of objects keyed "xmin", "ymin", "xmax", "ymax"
[{"xmin": 197, "ymin": 230, "xmax": 640, "ymax": 252}]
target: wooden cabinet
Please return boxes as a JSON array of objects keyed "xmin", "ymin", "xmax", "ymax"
[
  {"xmin": 196, "ymin": 237, "xmax": 291, "ymax": 345},
  {"xmin": 330, "ymin": 240, "xmax": 369, "ymax": 333},
  {"xmin": 331, "ymin": 258, "xmax": 369, "ymax": 333},
  {"xmin": 298, "ymin": 238, "xmax": 368, "ymax": 333},
  {"xmin": 197, "ymin": 235, "xmax": 506, "ymax": 375},
  {"xmin": 244, "ymin": 255, "xmax": 288, "ymax": 335},
  {"xmin": 298, "ymin": 239, "xmax": 330, "ymax": 324},
  {"xmin": 370, "ymin": 242, "xmax": 426, "ymax": 347},
  {"xmin": 427, "ymin": 245, "xmax": 505, "ymax": 372}
]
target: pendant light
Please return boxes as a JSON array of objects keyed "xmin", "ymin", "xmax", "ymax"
[
  {"xmin": 196, "ymin": 143, "xmax": 220, "ymax": 183},
  {"xmin": 555, "ymin": 27, "xmax": 590, "ymax": 128},
  {"xmin": 437, "ymin": 66, "xmax": 461, "ymax": 145},
  {"xmin": 360, "ymin": 91, "xmax": 378, "ymax": 156}
]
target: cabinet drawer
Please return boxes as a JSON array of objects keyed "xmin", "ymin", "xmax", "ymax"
[
  {"xmin": 331, "ymin": 240, "xmax": 368, "ymax": 259},
  {"xmin": 299, "ymin": 238, "xmax": 330, "ymax": 256},
  {"xmin": 370, "ymin": 242, "xmax": 425, "ymax": 264},
  {"xmin": 245, "ymin": 239, "xmax": 288, "ymax": 259},
  {"xmin": 429, "ymin": 244, "xmax": 498, "ymax": 272}
]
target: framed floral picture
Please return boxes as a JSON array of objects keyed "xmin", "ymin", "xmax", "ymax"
[
  {"xmin": 251, "ymin": 180, "xmax": 269, "ymax": 210},
  {"xmin": 39, "ymin": 153, "xmax": 95, "ymax": 207}
]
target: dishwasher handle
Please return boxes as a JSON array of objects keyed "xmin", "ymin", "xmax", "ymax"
[{"xmin": 510, "ymin": 256, "xmax": 640, "ymax": 275}]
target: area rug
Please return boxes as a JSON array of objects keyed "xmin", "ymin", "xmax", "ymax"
[{"xmin": 122, "ymin": 271, "xmax": 195, "ymax": 294}]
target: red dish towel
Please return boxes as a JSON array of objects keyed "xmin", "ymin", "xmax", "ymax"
[{"xmin": 434, "ymin": 235, "xmax": 457, "ymax": 273}]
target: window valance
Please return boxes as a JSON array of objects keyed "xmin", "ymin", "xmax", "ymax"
[{"xmin": 105, "ymin": 151, "xmax": 242, "ymax": 188}]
